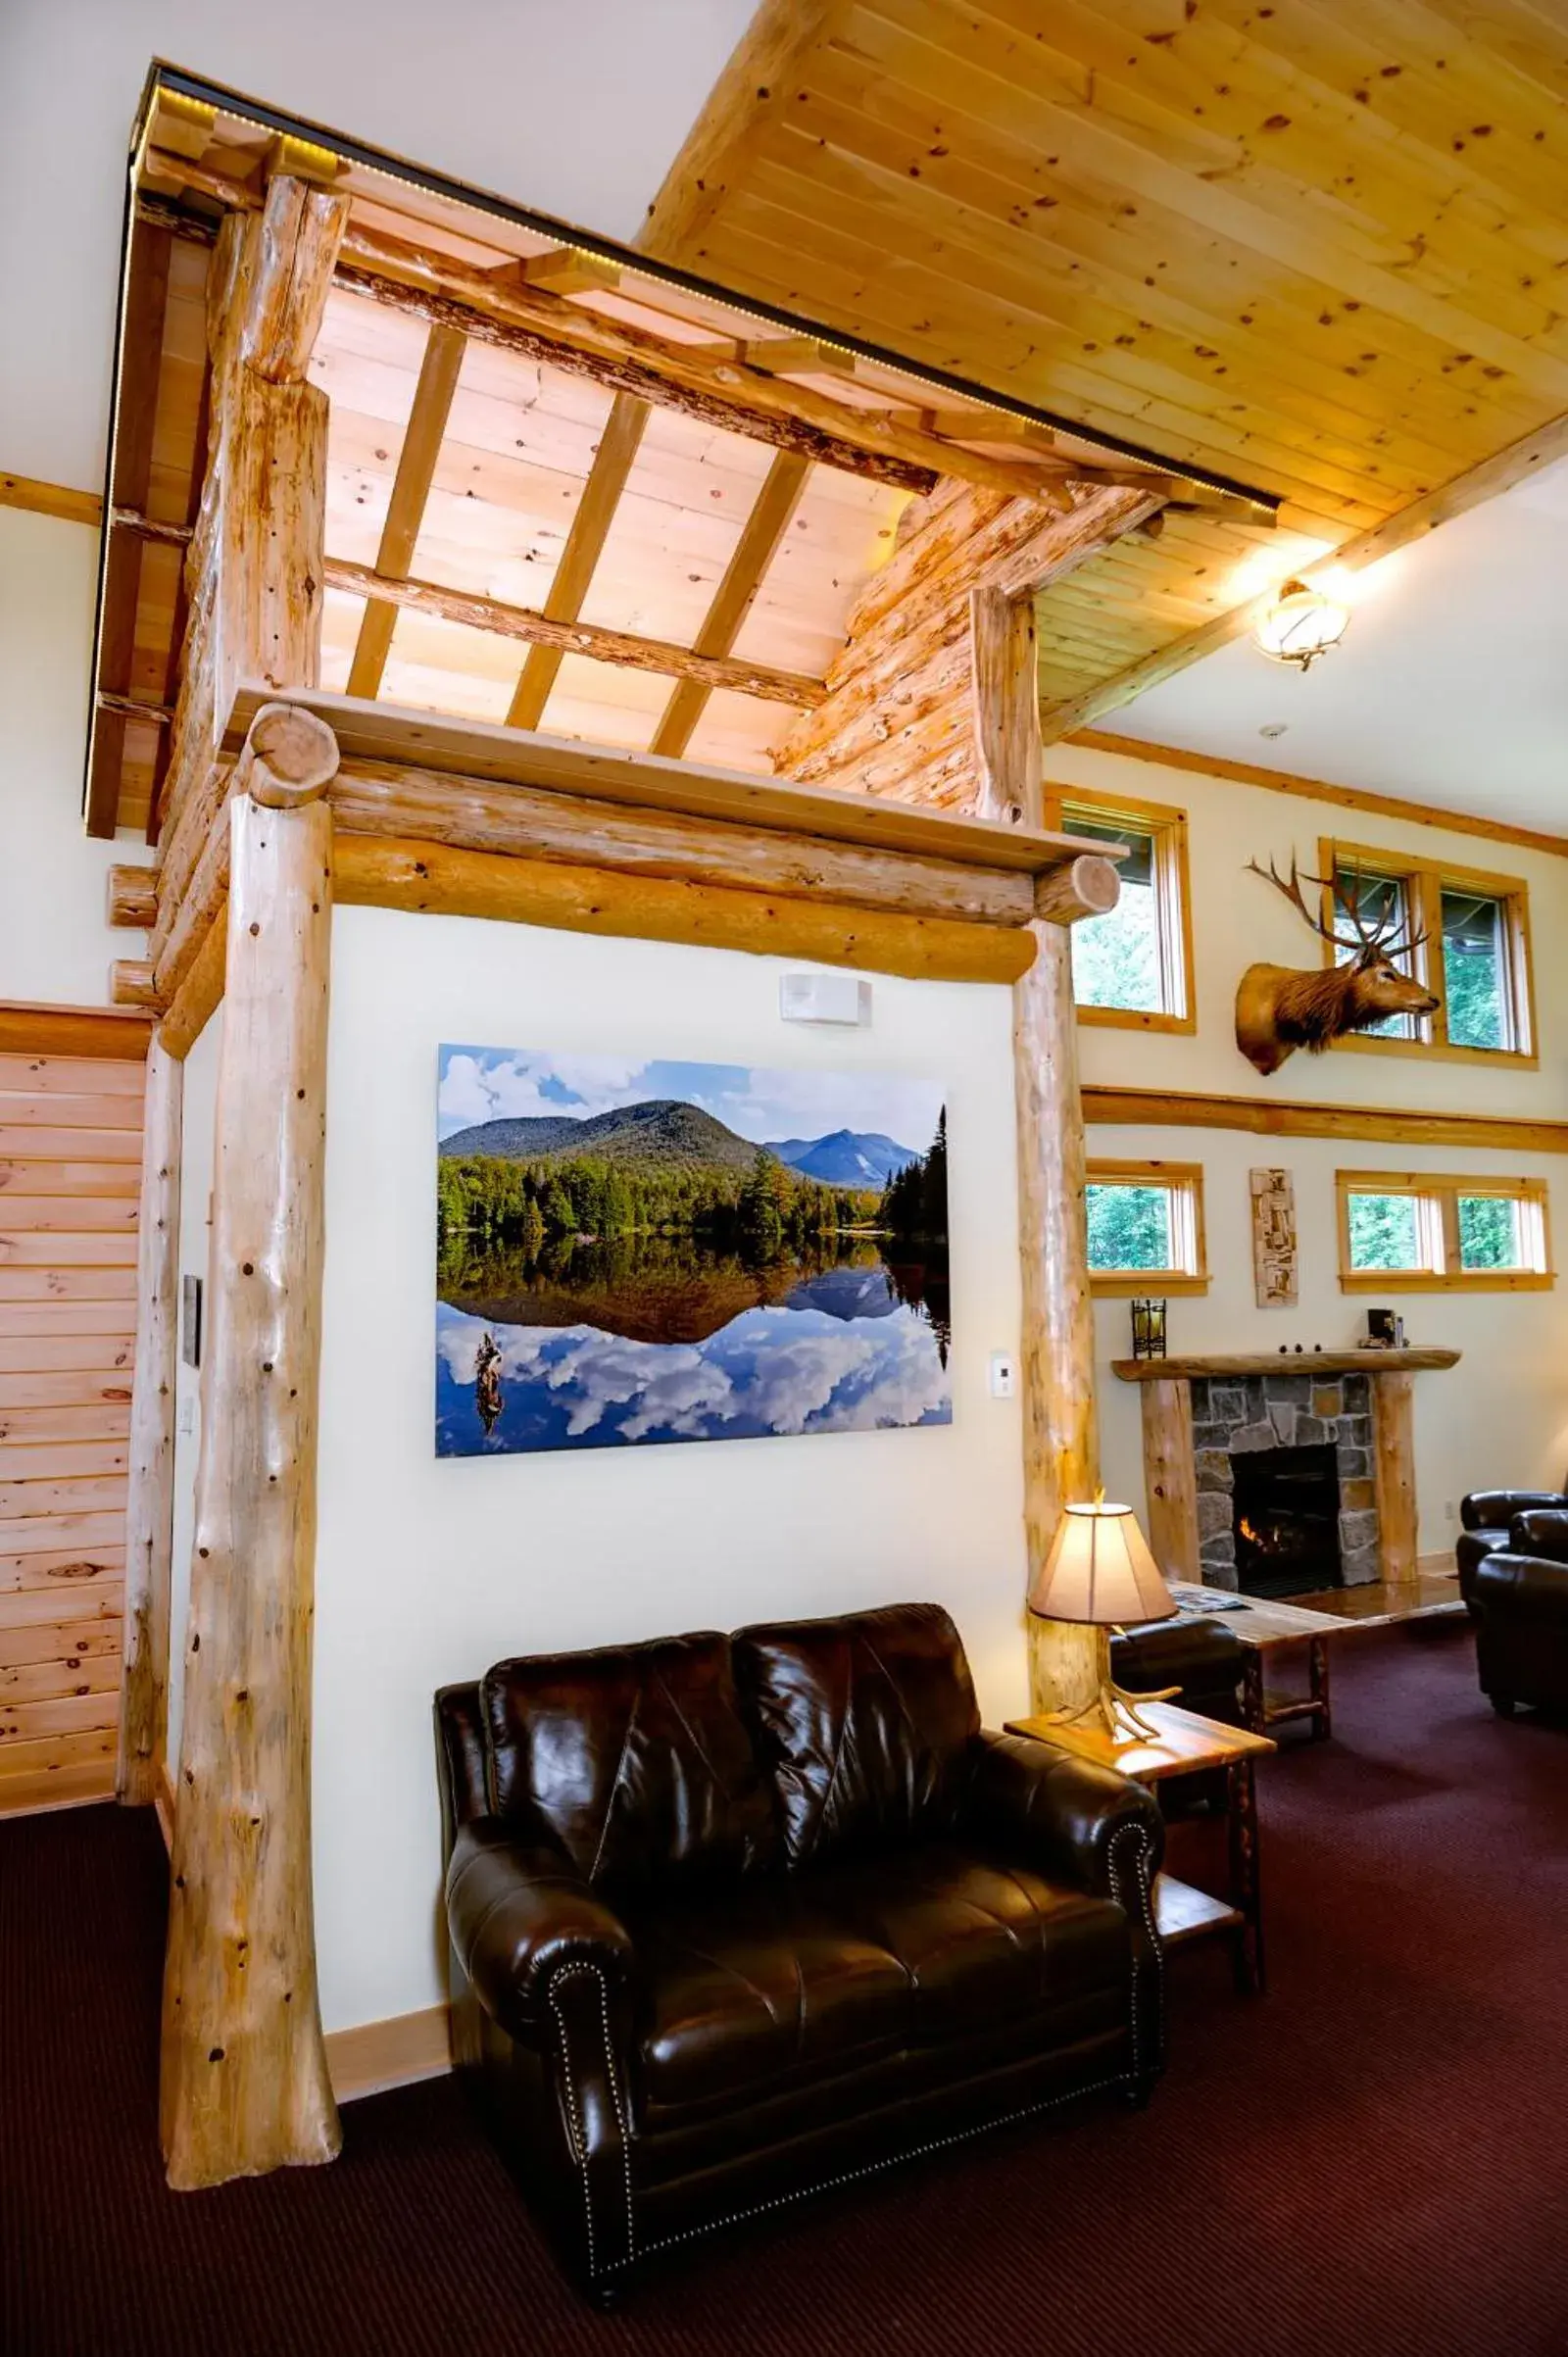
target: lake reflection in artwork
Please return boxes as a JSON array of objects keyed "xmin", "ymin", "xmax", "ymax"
[{"xmin": 434, "ymin": 1047, "xmax": 951, "ymax": 1456}]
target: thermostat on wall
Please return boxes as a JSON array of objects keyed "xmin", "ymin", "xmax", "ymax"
[{"xmin": 779, "ymin": 972, "xmax": 871, "ymax": 1026}]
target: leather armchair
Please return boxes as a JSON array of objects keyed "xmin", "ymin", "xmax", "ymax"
[
  {"xmin": 435, "ymin": 1603, "xmax": 1164, "ymax": 2303},
  {"xmin": 1457, "ymin": 1481, "xmax": 1568, "ymax": 1608},
  {"xmin": 1112, "ymin": 1614, "xmax": 1246, "ymax": 1728},
  {"xmin": 1471, "ymin": 1509, "xmax": 1568, "ymax": 1719}
]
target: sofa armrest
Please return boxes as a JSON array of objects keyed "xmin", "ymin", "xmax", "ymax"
[
  {"xmin": 1508, "ymin": 1509, "xmax": 1568, "ymax": 1565},
  {"xmin": 964, "ymin": 1730, "xmax": 1165, "ymax": 1898},
  {"xmin": 445, "ymin": 1815, "xmax": 637, "ymax": 2046},
  {"xmin": 1461, "ymin": 1489, "xmax": 1564, "ymax": 1532},
  {"xmin": 1474, "ymin": 1552, "xmax": 1568, "ymax": 1630}
]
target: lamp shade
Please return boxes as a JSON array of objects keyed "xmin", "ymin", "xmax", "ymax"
[{"xmin": 1028, "ymin": 1500, "xmax": 1177, "ymax": 1628}]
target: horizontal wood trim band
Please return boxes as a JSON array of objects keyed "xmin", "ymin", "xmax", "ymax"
[
  {"xmin": 0, "ymin": 1757, "xmax": 118, "ymax": 1816},
  {"xmin": 323, "ymin": 2005, "xmax": 453, "ymax": 2103},
  {"xmin": 1082, "ymin": 1086, "xmax": 1568, "ymax": 1157},
  {"xmin": 0, "ymin": 1006, "xmax": 152, "ymax": 1061},
  {"xmin": 333, "ymin": 833, "xmax": 1036, "ymax": 984},
  {"xmin": 1066, "ymin": 733, "xmax": 1568, "ymax": 864},
  {"xmin": 0, "ymin": 474, "xmax": 103, "ymax": 529}
]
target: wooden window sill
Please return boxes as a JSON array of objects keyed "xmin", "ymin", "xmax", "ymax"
[
  {"xmin": 1328, "ymin": 1032, "xmax": 1540, "ymax": 1072},
  {"xmin": 1338, "ymin": 1270, "xmax": 1555, "ymax": 1293},
  {"xmin": 1091, "ymin": 1273, "xmax": 1211, "ymax": 1298},
  {"xmin": 1076, "ymin": 1005, "xmax": 1197, "ymax": 1035}
]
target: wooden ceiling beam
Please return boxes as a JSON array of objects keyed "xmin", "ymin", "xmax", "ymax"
[
  {"xmin": 506, "ymin": 392, "xmax": 649, "ymax": 729},
  {"xmin": 345, "ymin": 322, "xmax": 466, "ymax": 699},
  {"xmin": 323, "ymin": 557, "xmax": 825, "ymax": 707},
  {"xmin": 1039, "ymin": 407, "xmax": 1568, "ymax": 744},
  {"xmin": 647, "ymin": 451, "xmax": 810, "ymax": 759}
]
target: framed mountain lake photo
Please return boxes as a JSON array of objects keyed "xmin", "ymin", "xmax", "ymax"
[{"xmin": 435, "ymin": 1045, "xmax": 952, "ymax": 1455}]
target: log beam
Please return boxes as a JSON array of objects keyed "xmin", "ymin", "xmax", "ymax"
[
  {"xmin": 323, "ymin": 556, "xmax": 824, "ymax": 709},
  {"xmin": 345, "ymin": 322, "xmax": 466, "ymax": 700},
  {"xmin": 117, "ymin": 1038, "xmax": 182, "ymax": 1804},
  {"xmin": 329, "ymin": 757, "xmax": 1037, "ymax": 925},
  {"xmin": 161, "ymin": 752, "xmax": 339, "ymax": 2189},
  {"xmin": 109, "ymin": 866, "xmax": 159, "ymax": 929},
  {"xmin": 333, "ymin": 832, "xmax": 1035, "ymax": 984},
  {"xmin": 507, "ymin": 392, "xmax": 649, "ymax": 729},
  {"xmin": 650, "ymin": 452, "xmax": 810, "ymax": 757},
  {"xmin": 1034, "ymin": 856, "xmax": 1120, "ymax": 926}
]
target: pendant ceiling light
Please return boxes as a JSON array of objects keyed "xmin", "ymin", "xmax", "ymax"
[{"xmin": 1253, "ymin": 577, "xmax": 1349, "ymax": 670}]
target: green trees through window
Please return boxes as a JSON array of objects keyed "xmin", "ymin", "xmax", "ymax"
[
  {"xmin": 1086, "ymin": 1183, "xmax": 1171, "ymax": 1271},
  {"xmin": 1068, "ymin": 819, "xmax": 1160, "ymax": 1014}
]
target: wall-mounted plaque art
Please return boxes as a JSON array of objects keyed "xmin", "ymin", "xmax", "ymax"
[
  {"xmin": 1250, "ymin": 1166, "xmax": 1298, "ymax": 1308},
  {"xmin": 434, "ymin": 1045, "xmax": 951, "ymax": 1456}
]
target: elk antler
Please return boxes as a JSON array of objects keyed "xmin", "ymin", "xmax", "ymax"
[{"xmin": 1246, "ymin": 852, "xmax": 1428, "ymax": 961}]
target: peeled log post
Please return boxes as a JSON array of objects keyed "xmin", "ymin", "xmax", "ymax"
[
  {"xmin": 973, "ymin": 581, "xmax": 1106, "ymax": 1715},
  {"xmin": 1140, "ymin": 1379, "xmax": 1200, "ymax": 1584},
  {"xmin": 1015, "ymin": 919, "xmax": 1102, "ymax": 1717},
  {"xmin": 160, "ymin": 710, "xmax": 339, "ymax": 2189},
  {"xmin": 117, "ymin": 1037, "xmax": 182, "ymax": 1804},
  {"xmin": 1372, "ymin": 1371, "xmax": 1419, "ymax": 1586}
]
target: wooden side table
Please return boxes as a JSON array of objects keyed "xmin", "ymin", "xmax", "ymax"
[{"xmin": 1004, "ymin": 1700, "xmax": 1277, "ymax": 1993}]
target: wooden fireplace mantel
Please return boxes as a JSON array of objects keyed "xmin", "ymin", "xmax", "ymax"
[
  {"xmin": 1116, "ymin": 1349, "xmax": 1461, "ymax": 1590},
  {"xmin": 1111, "ymin": 1349, "xmax": 1461, "ymax": 1382}
]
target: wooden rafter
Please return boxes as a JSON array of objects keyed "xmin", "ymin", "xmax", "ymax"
[
  {"xmin": 648, "ymin": 453, "xmax": 809, "ymax": 759},
  {"xmin": 1038, "ymin": 408, "xmax": 1568, "ymax": 744},
  {"xmin": 506, "ymin": 392, "xmax": 649, "ymax": 729},
  {"xmin": 324, "ymin": 557, "xmax": 825, "ymax": 707},
  {"xmin": 346, "ymin": 322, "xmax": 466, "ymax": 698}
]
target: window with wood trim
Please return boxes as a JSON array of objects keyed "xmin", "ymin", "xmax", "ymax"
[
  {"xmin": 1319, "ymin": 839, "xmax": 1536, "ymax": 1065},
  {"xmin": 1336, "ymin": 1171, "xmax": 1553, "ymax": 1292},
  {"xmin": 1043, "ymin": 786, "xmax": 1194, "ymax": 1033},
  {"xmin": 1085, "ymin": 1160, "xmax": 1208, "ymax": 1295}
]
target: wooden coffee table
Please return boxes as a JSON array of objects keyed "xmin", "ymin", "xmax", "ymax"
[
  {"xmin": 1004, "ymin": 1700, "xmax": 1276, "ymax": 1993},
  {"xmin": 1169, "ymin": 1577, "xmax": 1464, "ymax": 1740}
]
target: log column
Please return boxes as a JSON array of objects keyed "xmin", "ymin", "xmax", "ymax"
[
  {"xmin": 971, "ymin": 583, "xmax": 1114, "ymax": 1717},
  {"xmin": 1140, "ymin": 1379, "xmax": 1200, "ymax": 1585},
  {"xmin": 1372, "ymin": 1371, "xmax": 1419, "ymax": 1586},
  {"xmin": 160, "ymin": 706, "xmax": 340, "ymax": 2190},
  {"xmin": 117, "ymin": 1037, "xmax": 183, "ymax": 1804}
]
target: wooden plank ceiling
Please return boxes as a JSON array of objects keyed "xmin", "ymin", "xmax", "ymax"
[
  {"xmin": 638, "ymin": 0, "xmax": 1568, "ymax": 729},
  {"xmin": 90, "ymin": 69, "xmax": 1280, "ymax": 837}
]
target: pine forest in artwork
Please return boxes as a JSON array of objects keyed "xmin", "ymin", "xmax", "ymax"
[{"xmin": 435, "ymin": 1046, "xmax": 951, "ymax": 1455}]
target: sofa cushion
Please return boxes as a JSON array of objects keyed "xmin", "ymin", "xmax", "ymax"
[
  {"xmin": 627, "ymin": 1880, "xmax": 910, "ymax": 2122},
  {"xmin": 733, "ymin": 1602, "xmax": 980, "ymax": 1867},
  {"xmin": 481, "ymin": 1633, "xmax": 776, "ymax": 1891},
  {"xmin": 809, "ymin": 1844, "xmax": 1130, "ymax": 2041}
]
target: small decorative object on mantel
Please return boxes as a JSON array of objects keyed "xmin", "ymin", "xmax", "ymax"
[
  {"xmin": 1365, "ymin": 1307, "xmax": 1406, "ymax": 1350},
  {"xmin": 1130, "ymin": 1298, "xmax": 1167, "ymax": 1360},
  {"xmin": 1250, "ymin": 1166, "xmax": 1298, "ymax": 1307},
  {"xmin": 1235, "ymin": 852, "xmax": 1441, "ymax": 1076}
]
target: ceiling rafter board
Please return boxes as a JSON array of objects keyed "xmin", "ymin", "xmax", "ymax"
[
  {"xmin": 736, "ymin": 84, "xmax": 1511, "ymax": 489},
  {"xmin": 828, "ymin": 0, "xmax": 1568, "ymax": 405},
  {"xmin": 774, "ymin": 20, "xmax": 1562, "ymax": 441}
]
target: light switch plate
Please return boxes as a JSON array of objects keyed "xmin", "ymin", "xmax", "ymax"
[{"xmin": 989, "ymin": 1352, "xmax": 1016, "ymax": 1399}]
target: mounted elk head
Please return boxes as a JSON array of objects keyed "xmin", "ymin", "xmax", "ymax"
[{"xmin": 1236, "ymin": 854, "xmax": 1441, "ymax": 1076}]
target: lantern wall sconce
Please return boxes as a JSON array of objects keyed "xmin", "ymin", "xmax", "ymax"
[{"xmin": 1130, "ymin": 1298, "xmax": 1167, "ymax": 1360}]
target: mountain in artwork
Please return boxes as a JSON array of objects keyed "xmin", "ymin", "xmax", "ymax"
[
  {"xmin": 439, "ymin": 1104, "xmax": 918, "ymax": 1189},
  {"xmin": 763, "ymin": 1130, "xmax": 919, "ymax": 1187}
]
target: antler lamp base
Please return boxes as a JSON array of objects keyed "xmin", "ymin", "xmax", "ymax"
[{"xmin": 1042, "ymin": 1624, "xmax": 1180, "ymax": 1747}]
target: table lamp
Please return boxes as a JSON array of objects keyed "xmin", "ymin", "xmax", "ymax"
[{"xmin": 1028, "ymin": 1497, "xmax": 1180, "ymax": 1745}]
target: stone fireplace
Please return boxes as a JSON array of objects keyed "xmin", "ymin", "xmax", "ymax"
[
  {"xmin": 1192, "ymin": 1371, "xmax": 1381, "ymax": 1593},
  {"xmin": 1111, "ymin": 1350, "xmax": 1461, "ymax": 1599}
]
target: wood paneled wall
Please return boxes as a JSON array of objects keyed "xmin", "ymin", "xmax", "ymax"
[{"xmin": 0, "ymin": 1048, "xmax": 143, "ymax": 1814}]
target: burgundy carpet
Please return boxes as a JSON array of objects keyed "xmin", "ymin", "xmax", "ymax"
[{"xmin": 5, "ymin": 1622, "xmax": 1567, "ymax": 2357}]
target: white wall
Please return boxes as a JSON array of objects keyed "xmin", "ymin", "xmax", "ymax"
[
  {"xmin": 0, "ymin": 507, "xmax": 151, "ymax": 1004},
  {"xmin": 1054, "ymin": 739, "xmax": 1568, "ymax": 1544},
  {"xmin": 310, "ymin": 906, "xmax": 1026, "ymax": 2035}
]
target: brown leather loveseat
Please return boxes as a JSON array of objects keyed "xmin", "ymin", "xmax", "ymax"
[
  {"xmin": 434, "ymin": 1601, "xmax": 1165, "ymax": 2303},
  {"xmin": 1470, "ymin": 1508, "xmax": 1568, "ymax": 1718}
]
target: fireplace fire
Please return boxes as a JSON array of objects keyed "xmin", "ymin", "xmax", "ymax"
[{"xmin": 1231, "ymin": 1442, "xmax": 1343, "ymax": 1600}]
